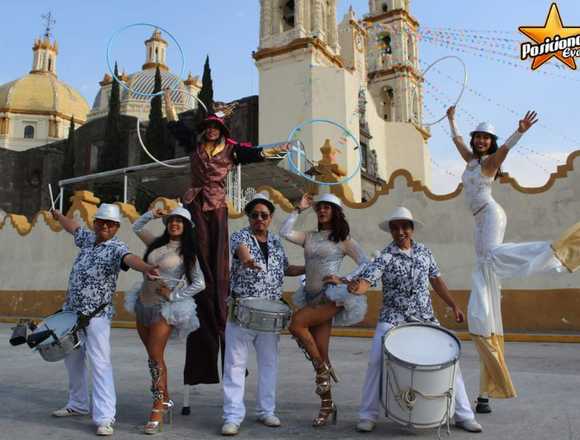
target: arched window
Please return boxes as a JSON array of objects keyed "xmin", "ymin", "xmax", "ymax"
[
  {"xmin": 24, "ymin": 125, "xmax": 35, "ymax": 139},
  {"xmin": 381, "ymin": 1, "xmax": 389, "ymax": 12},
  {"xmin": 380, "ymin": 33, "xmax": 392, "ymax": 55},
  {"xmin": 282, "ymin": 0, "xmax": 295, "ymax": 29},
  {"xmin": 411, "ymin": 88, "xmax": 419, "ymax": 124},
  {"xmin": 407, "ymin": 34, "xmax": 414, "ymax": 63}
]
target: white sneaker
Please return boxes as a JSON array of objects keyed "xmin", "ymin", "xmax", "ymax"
[
  {"xmin": 52, "ymin": 407, "xmax": 88, "ymax": 417},
  {"xmin": 258, "ymin": 414, "xmax": 281, "ymax": 427},
  {"xmin": 221, "ymin": 422, "xmax": 240, "ymax": 436},
  {"xmin": 96, "ymin": 423, "xmax": 114, "ymax": 436},
  {"xmin": 356, "ymin": 419, "xmax": 376, "ymax": 432},
  {"xmin": 455, "ymin": 419, "xmax": 483, "ymax": 433}
]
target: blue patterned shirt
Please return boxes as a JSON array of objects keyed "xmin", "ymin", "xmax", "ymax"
[
  {"xmin": 359, "ymin": 241, "xmax": 441, "ymax": 325},
  {"xmin": 64, "ymin": 228, "xmax": 130, "ymax": 319},
  {"xmin": 230, "ymin": 227, "xmax": 289, "ymax": 300}
]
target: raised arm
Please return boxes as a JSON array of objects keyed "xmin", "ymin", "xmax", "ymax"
[
  {"xmin": 50, "ymin": 209, "xmax": 80, "ymax": 234},
  {"xmin": 163, "ymin": 89, "xmax": 178, "ymax": 122},
  {"xmin": 482, "ymin": 110, "xmax": 538, "ymax": 177},
  {"xmin": 132, "ymin": 209, "xmax": 166, "ymax": 246},
  {"xmin": 446, "ymin": 106, "xmax": 473, "ymax": 163},
  {"xmin": 279, "ymin": 193, "xmax": 312, "ymax": 246},
  {"xmin": 279, "ymin": 211, "xmax": 307, "ymax": 246}
]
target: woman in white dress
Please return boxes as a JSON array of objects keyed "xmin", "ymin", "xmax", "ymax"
[
  {"xmin": 447, "ymin": 106, "xmax": 580, "ymax": 413},
  {"xmin": 280, "ymin": 193, "xmax": 368, "ymax": 427},
  {"xmin": 126, "ymin": 206, "xmax": 205, "ymax": 434}
]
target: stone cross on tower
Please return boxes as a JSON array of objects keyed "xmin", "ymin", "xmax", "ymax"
[{"xmin": 41, "ymin": 11, "xmax": 56, "ymax": 39}]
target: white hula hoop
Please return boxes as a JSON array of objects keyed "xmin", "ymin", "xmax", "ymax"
[
  {"xmin": 421, "ymin": 55, "xmax": 467, "ymax": 127},
  {"xmin": 136, "ymin": 89, "xmax": 208, "ymax": 169}
]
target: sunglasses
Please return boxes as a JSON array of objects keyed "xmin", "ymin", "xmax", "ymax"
[
  {"xmin": 250, "ymin": 212, "xmax": 270, "ymax": 220},
  {"xmin": 94, "ymin": 219, "xmax": 119, "ymax": 228}
]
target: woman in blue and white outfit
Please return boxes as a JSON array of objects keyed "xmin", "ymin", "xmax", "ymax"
[
  {"xmin": 221, "ymin": 193, "xmax": 304, "ymax": 436},
  {"xmin": 349, "ymin": 207, "xmax": 482, "ymax": 434},
  {"xmin": 280, "ymin": 193, "xmax": 369, "ymax": 427},
  {"xmin": 127, "ymin": 205, "xmax": 205, "ymax": 434}
]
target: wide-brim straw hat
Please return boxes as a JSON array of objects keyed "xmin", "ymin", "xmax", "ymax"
[
  {"xmin": 244, "ymin": 192, "xmax": 275, "ymax": 215},
  {"xmin": 314, "ymin": 193, "xmax": 343, "ymax": 209},
  {"xmin": 470, "ymin": 121, "xmax": 497, "ymax": 139},
  {"xmin": 197, "ymin": 113, "xmax": 230, "ymax": 138},
  {"xmin": 163, "ymin": 206, "xmax": 194, "ymax": 226},
  {"xmin": 378, "ymin": 206, "xmax": 423, "ymax": 232},
  {"xmin": 95, "ymin": 203, "xmax": 121, "ymax": 223}
]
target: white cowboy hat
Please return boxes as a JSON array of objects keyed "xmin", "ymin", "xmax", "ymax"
[
  {"xmin": 314, "ymin": 193, "xmax": 343, "ymax": 209},
  {"xmin": 163, "ymin": 206, "xmax": 194, "ymax": 226},
  {"xmin": 470, "ymin": 122, "xmax": 497, "ymax": 139},
  {"xmin": 244, "ymin": 192, "xmax": 275, "ymax": 214},
  {"xmin": 95, "ymin": 203, "xmax": 121, "ymax": 224},
  {"xmin": 378, "ymin": 206, "xmax": 423, "ymax": 232}
]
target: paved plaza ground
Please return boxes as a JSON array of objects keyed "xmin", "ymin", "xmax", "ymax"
[{"xmin": 2, "ymin": 324, "xmax": 579, "ymax": 440}]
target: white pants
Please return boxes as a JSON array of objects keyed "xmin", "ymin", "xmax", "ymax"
[
  {"xmin": 64, "ymin": 316, "xmax": 116, "ymax": 426},
  {"xmin": 222, "ymin": 321, "xmax": 279, "ymax": 425},
  {"xmin": 358, "ymin": 322, "xmax": 475, "ymax": 423}
]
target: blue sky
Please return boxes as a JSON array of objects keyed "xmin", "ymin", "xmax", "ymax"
[{"xmin": 3, "ymin": 1, "xmax": 579, "ymax": 193}]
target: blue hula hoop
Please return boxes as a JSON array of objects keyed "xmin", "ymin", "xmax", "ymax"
[
  {"xmin": 106, "ymin": 23, "xmax": 186, "ymax": 98},
  {"xmin": 286, "ymin": 119, "xmax": 362, "ymax": 186}
]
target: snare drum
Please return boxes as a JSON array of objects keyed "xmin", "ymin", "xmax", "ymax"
[
  {"xmin": 380, "ymin": 323, "xmax": 461, "ymax": 429},
  {"xmin": 231, "ymin": 298, "xmax": 291, "ymax": 333},
  {"xmin": 28, "ymin": 311, "xmax": 83, "ymax": 362}
]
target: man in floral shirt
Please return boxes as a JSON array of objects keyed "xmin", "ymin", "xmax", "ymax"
[
  {"xmin": 221, "ymin": 193, "xmax": 303, "ymax": 436},
  {"xmin": 51, "ymin": 204, "xmax": 158, "ymax": 436},
  {"xmin": 348, "ymin": 207, "xmax": 483, "ymax": 434}
]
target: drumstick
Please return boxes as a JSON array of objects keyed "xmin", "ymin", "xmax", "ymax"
[
  {"xmin": 48, "ymin": 184, "xmax": 55, "ymax": 210},
  {"xmin": 149, "ymin": 275, "xmax": 185, "ymax": 283}
]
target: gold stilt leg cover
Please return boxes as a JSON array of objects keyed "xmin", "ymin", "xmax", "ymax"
[
  {"xmin": 471, "ymin": 334, "xmax": 517, "ymax": 399},
  {"xmin": 552, "ymin": 221, "xmax": 580, "ymax": 273}
]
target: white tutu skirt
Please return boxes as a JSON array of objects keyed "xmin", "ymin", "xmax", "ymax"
[
  {"xmin": 124, "ymin": 282, "xmax": 200, "ymax": 339},
  {"xmin": 292, "ymin": 284, "xmax": 367, "ymax": 327}
]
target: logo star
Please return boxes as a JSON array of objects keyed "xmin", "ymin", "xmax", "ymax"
[{"xmin": 519, "ymin": 3, "xmax": 580, "ymax": 70}]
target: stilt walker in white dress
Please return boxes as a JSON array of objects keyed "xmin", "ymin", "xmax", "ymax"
[{"xmin": 446, "ymin": 106, "xmax": 580, "ymax": 413}]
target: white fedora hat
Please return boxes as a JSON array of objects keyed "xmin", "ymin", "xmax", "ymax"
[
  {"xmin": 163, "ymin": 206, "xmax": 194, "ymax": 226},
  {"xmin": 378, "ymin": 206, "xmax": 423, "ymax": 232},
  {"xmin": 95, "ymin": 203, "xmax": 121, "ymax": 223},
  {"xmin": 244, "ymin": 192, "xmax": 275, "ymax": 214},
  {"xmin": 470, "ymin": 122, "xmax": 497, "ymax": 139},
  {"xmin": 314, "ymin": 193, "xmax": 343, "ymax": 209}
]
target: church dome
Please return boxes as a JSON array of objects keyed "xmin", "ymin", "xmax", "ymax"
[
  {"xmin": 0, "ymin": 72, "xmax": 89, "ymax": 120},
  {"xmin": 91, "ymin": 68, "xmax": 196, "ymax": 111},
  {"xmin": 88, "ymin": 29, "xmax": 201, "ymax": 121}
]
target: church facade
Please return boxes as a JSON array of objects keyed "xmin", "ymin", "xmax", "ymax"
[{"xmin": 255, "ymin": 0, "xmax": 431, "ymax": 200}]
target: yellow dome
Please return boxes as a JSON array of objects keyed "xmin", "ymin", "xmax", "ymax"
[{"xmin": 0, "ymin": 72, "xmax": 89, "ymax": 122}]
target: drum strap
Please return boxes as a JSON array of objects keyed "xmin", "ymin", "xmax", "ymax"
[{"xmin": 75, "ymin": 302, "xmax": 109, "ymax": 331}]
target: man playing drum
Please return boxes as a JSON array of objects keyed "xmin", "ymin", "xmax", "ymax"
[
  {"xmin": 50, "ymin": 204, "xmax": 159, "ymax": 436},
  {"xmin": 348, "ymin": 207, "xmax": 483, "ymax": 434},
  {"xmin": 221, "ymin": 193, "xmax": 304, "ymax": 436}
]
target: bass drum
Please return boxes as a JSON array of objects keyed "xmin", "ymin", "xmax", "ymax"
[{"xmin": 381, "ymin": 323, "xmax": 461, "ymax": 429}]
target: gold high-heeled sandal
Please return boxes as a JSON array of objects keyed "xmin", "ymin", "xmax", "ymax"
[
  {"xmin": 162, "ymin": 400, "xmax": 174, "ymax": 427},
  {"xmin": 312, "ymin": 399, "xmax": 337, "ymax": 427},
  {"xmin": 315, "ymin": 362, "xmax": 332, "ymax": 396},
  {"xmin": 144, "ymin": 408, "xmax": 164, "ymax": 435}
]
